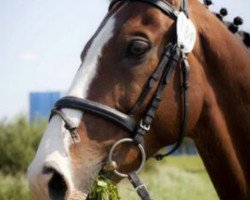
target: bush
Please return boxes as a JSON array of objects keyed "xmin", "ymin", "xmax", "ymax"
[
  {"xmin": 0, "ymin": 116, "xmax": 45, "ymax": 174},
  {"xmin": 0, "ymin": 172, "xmax": 34, "ymax": 200},
  {"xmin": 119, "ymin": 156, "xmax": 218, "ymax": 200},
  {"xmin": 0, "ymin": 116, "xmax": 218, "ymax": 200}
]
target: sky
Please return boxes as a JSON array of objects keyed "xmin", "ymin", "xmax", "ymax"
[{"xmin": 0, "ymin": 0, "xmax": 249, "ymax": 120}]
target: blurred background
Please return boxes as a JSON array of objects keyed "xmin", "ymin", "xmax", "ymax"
[
  {"xmin": 0, "ymin": 0, "xmax": 249, "ymax": 199},
  {"xmin": 1, "ymin": 0, "xmax": 250, "ymax": 121}
]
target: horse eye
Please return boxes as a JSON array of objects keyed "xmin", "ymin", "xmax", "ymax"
[{"xmin": 126, "ymin": 40, "xmax": 151, "ymax": 59}]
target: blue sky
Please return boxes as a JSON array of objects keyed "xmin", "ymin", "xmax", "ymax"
[{"xmin": 0, "ymin": 0, "xmax": 249, "ymax": 120}]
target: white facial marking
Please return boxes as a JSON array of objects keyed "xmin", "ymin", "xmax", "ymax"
[
  {"xmin": 28, "ymin": 15, "xmax": 116, "ymax": 199},
  {"xmin": 68, "ymin": 16, "xmax": 116, "ymax": 98}
]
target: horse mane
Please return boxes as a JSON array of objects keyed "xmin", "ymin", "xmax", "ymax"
[{"xmin": 204, "ymin": 1, "xmax": 250, "ymax": 50}]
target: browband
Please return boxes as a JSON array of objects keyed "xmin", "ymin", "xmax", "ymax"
[{"xmin": 109, "ymin": 0, "xmax": 188, "ymax": 20}]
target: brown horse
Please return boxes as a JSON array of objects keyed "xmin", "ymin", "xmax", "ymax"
[{"xmin": 28, "ymin": 0, "xmax": 250, "ymax": 200}]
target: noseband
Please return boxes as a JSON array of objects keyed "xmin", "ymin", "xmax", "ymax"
[{"xmin": 50, "ymin": 0, "xmax": 195, "ymax": 199}]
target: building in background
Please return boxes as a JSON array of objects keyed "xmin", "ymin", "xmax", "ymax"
[{"xmin": 29, "ymin": 92, "xmax": 61, "ymax": 122}]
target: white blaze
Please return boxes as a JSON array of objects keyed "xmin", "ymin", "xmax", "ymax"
[{"xmin": 28, "ymin": 15, "xmax": 116, "ymax": 199}]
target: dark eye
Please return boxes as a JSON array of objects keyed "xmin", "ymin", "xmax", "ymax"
[{"xmin": 126, "ymin": 39, "xmax": 151, "ymax": 59}]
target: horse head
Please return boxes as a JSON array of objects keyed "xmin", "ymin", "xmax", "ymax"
[{"xmin": 28, "ymin": 0, "xmax": 250, "ymax": 200}]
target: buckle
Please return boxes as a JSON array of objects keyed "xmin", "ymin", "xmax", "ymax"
[
  {"xmin": 70, "ymin": 129, "xmax": 81, "ymax": 144},
  {"xmin": 140, "ymin": 120, "xmax": 150, "ymax": 131},
  {"xmin": 135, "ymin": 184, "xmax": 147, "ymax": 192}
]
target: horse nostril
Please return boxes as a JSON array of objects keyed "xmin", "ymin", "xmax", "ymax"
[{"xmin": 43, "ymin": 167, "xmax": 68, "ymax": 200}]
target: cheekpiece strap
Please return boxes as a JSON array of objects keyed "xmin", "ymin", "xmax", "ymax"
[
  {"xmin": 133, "ymin": 46, "xmax": 181, "ymax": 147},
  {"xmin": 180, "ymin": 0, "xmax": 189, "ymax": 17}
]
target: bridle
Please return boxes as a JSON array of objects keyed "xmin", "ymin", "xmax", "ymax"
[{"xmin": 49, "ymin": 0, "xmax": 196, "ymax": 199}]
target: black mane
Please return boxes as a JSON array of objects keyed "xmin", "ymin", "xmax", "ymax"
[{"xmin": 204, "ymin": 0, "xmax": 250, "ymax": 49}]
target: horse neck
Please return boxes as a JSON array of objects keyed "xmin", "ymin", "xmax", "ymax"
[{"xmin": 190, "ymin": 2, "xmax": 250, "ymax": 199}]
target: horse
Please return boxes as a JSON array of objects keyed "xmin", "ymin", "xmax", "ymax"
[{"xmin": 27, "ymin": 0, "xmax": 250, "ymax": 200}]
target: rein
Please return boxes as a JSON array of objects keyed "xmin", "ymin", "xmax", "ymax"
[{"xmin": 49, "ymin": 0, "xmax": 196, "ymax": 199}]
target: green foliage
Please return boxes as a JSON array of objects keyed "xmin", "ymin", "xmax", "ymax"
[
  {"xmin": 0, "ymin": 155, "xmax": 218, "ymax": 200},
  {"xmin": 119, "ymin": 156, "xmax": 218, "ymax": 200},
  {"xmin": 0, "ymin": 116, "xmax": 45, "ymax": 174},
  {"xmin": 89, "ymin": 176, "xmax": 120, "ymax": 200},
  {"xmin": 0, "ymin": 172, "xmax": 33, "ymax": 200},
  {"xmin": 0, "ymin": 117, "xmax": 217, "ymax": 200}
]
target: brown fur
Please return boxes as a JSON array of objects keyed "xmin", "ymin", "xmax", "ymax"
[{"xmin": 71, "ymin": 0, "xmax": 250, "ymax": 199}]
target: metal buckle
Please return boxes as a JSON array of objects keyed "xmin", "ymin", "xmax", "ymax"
[
  {"xmin": 70, "ymin": 129, "xmax": 81, "ymax": 143},
  {"xmin": 140, "ymin": 120, "xmax": 151, "ymax": 131},
  {"xmin": 108, "ymin": 138, "xmax": 146, "ymax": 178},
  {"xmin": 135, "ymin": 184, "xmax": 147, "ymax": 192}
]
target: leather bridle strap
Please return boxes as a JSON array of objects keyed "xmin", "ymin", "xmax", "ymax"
[
  {"xmin": 50, "ymin": 109, "xmax": 81, "ymax": 143},
  {"xmin": 129, "ymin": 44, "xmax": 174, "ymax": 114},
  {"xmin": 128, "ymin": 172, "xmax": 152, "ymax": 200},
  {"xmin": 50, "ymin": 96, "xmax": 137, "ymax": 134},
  {"xmin": 110, "ymin": 0, "xmax": 179, "ymax": 20},
  {"xmin": 181, "ymin": 0, "xmax": 189, "ymax": 17},
  {"xmin": 155, "ymin": 52, "xmax": 190, "ymax": 159},
  {"xmin": 110, "ymin": 0, "xmax": 189, "ymax": 20},
  {"xmin": 133, "ymin": 45, "xmax": 181, "ymax": 146}
]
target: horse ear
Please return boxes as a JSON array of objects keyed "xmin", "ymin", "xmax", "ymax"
[{"xmin": 228, "ymin": 16, "xmax": 243, "ymax": 33}]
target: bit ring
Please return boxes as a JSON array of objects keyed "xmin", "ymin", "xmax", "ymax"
[{"xmin": 108, "ymin": 138, "xmax": 146, "ymax": 178}]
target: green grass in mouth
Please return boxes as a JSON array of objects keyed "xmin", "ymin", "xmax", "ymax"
[{"xmin": 88, "ymin": 176, "xmax": 120, "ymax": 200}]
